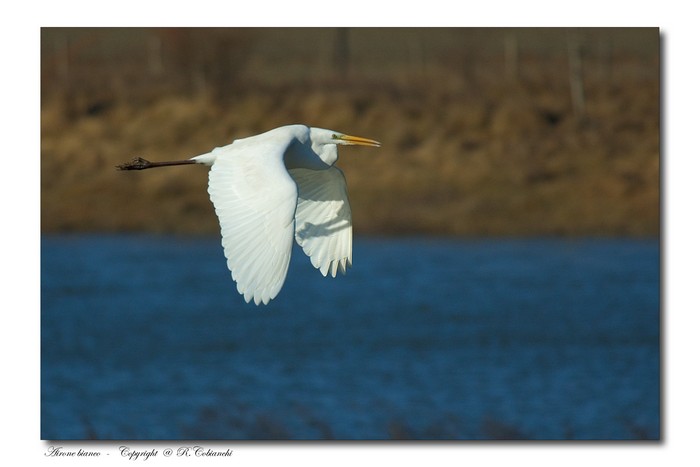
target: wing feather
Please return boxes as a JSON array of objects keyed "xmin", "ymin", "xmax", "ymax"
[
  {"xmin": 208, "ymin": 141, "xmax": 298, "ymax": 305},
  {"xmin": 289, "ymin": 167, "xmax": 353, "ymax": 278}
]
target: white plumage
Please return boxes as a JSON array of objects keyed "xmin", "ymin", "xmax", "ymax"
[
  {"xmin": 120, "ymin": 124, "xmax": 380, "ymax": 305},
  {"xmin": 291, "ymin": 167, "xmax": 353, "ymax": 278}
]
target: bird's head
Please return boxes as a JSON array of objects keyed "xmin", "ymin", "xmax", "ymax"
[{"xmin": 305, "ymin": 127, "xmax": 380, "ymax": 167}]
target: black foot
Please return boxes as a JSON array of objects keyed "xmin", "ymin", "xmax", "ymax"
[{"xmin": 116, "ymin": 157, "xmax": 152, "ymax": 170}]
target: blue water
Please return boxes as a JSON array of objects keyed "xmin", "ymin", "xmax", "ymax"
[{"xmin": 41, "ymin": 235, "xmax": 660, "ymax": 440}]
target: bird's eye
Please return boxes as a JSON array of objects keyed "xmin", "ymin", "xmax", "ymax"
[{"xmin": 331, "ymin": 134, "xmax": 338, "ymax": 139}]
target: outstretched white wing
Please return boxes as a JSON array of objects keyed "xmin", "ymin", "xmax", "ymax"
[
  {"xmin": 207, "ymin": 142, "xmax": 298, "ymax": 305},
  {"xmin": 289, "ymin": 167, "xmax": 353, "ymax": 278}
]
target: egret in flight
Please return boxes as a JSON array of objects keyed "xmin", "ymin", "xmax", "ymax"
[{"xmin": 117, "ymin": 124, "xmax": 380, "ymax": 305}]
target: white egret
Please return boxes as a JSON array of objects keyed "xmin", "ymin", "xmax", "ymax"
[{"xmin": 117, "ymin": 124, "xmax": 381, "ymax": 305}]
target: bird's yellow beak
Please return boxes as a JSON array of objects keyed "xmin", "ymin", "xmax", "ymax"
[{"xmin": 338, "ymin": 134, "xmax": 381, "ymax": 147}]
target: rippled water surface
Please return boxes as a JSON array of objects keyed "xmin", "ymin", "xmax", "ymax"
[{"xmin": 41, "ymin": 235, "xmax": 660, "ymax": 440}]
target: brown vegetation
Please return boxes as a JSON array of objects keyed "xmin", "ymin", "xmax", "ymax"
[{"xmin": 41, "ymin": 28, "xmax": 659, "ymax": 236}]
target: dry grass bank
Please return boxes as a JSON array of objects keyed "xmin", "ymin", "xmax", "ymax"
[{"xmin": 41, "ymin": 28, "xmax": 659, "ymax": 236}]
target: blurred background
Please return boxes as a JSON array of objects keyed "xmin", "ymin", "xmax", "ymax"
[
  {"xmin": 41, "ymin": 27, "xmax": 658, "ymax": 235},
  {"xmin": 41, "ymin": 28, "xmax": 660, "ymax": 440}
]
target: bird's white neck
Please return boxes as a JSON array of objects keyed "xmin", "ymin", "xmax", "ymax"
[{"xmin": 284, "ymin": 138, "xmax": 338, "ymax": 171}]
